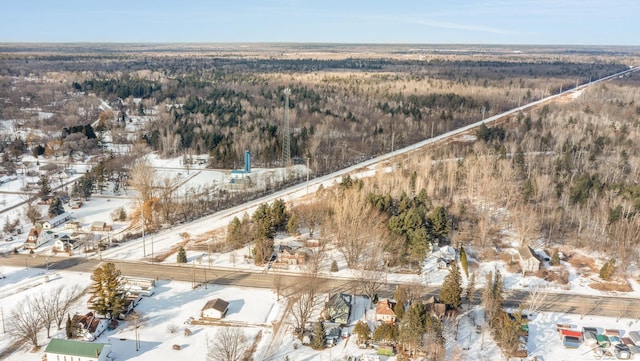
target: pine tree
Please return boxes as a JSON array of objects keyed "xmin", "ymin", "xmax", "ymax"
[
  {"xmin": 270, "ymin": 199, "xmax": 288, "ymax": 231},
  {"xmin": 90, "ymin": 262, "xmax": 125, "ymax": 319},
  {"xmin": 177, "ymin": 247, "xmax": 187, "ymax": 264},
  {"xmin": 65, "ymin": 314, "xmax": 73, "ymax": 339},
  {"xmin": 428, "ymin": 206, "xmax": 450, "ymax": 240},
  {"xmin": 330, "ymin": 259, "xmax": 339, "ymax": 272},
  {"xmin": 550, "ymin": 249, "xmax": 561, "ymax": 266},
  {"xmin": 465, "ymin": 272, "xmax": 476, "ymax": 309},
  {"xmin": 48, "ymin": 197, "xmax": 65, "ymax": 217},
  {"xmin": 373, "ymin": 322, "xmax": 399, "ymax": 342},
  {"xmin": 439, "ymin": 261, "xmax": 462, "ymax": 310},
  {"xmin": 311, "ymin": 321, "xmax": 325, "ymax": 350},
  {"xmin": 460, "ymin": 246, "xmax": 469, "ymax": 277},
  {"xmin": 353, "ymin": 320, "xmax": 370, "ymax": 342},
  {"xmin": 395, "ymin": 299, "xmax": 405, "ymax": 321},
  {"xmin": 287, "ymin": 214, "xmax": 300, "ymax": 236},
  {"xmin": 599, "ymin": 258, "xmax": 616, "ymax": 280},
  {"xmin": 400, "ymin": 303, "xmax": 426, "ymax": 355}
]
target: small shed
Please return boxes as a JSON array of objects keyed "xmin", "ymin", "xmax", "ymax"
[
  {"xmin": 629, "ymin": 331, "xmax": 640, "ymax": 345},
  {"xmin": 201, "ymin": 298, "xmax": 229, "ymax": 319},
  {"xmin": 622, "ymin": 337, "xmax": 635, "ymax": 346},
  {"xmin": 562, "ymin": 336, "xmax": 581, "ymax": 348},
  {"xmin": 584, "ymin": 331, "xmax": 597, "ymax": 347}
]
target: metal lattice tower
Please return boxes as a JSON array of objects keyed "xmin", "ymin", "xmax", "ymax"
[{"xmin": 282, "ymin": 88, "xmax": 291, "ymax": 167}]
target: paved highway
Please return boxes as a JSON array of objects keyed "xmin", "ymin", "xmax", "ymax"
[{"xmin": 2, "ymin": 253, "xmax": 639, "ymax": 319}]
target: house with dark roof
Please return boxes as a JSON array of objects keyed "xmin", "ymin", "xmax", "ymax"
[
  {"xmin": 71, "ymin": 312, "xmax": 109, "ymax": 341},
  {"xmin": 201, "ymin": 298, "xmax": 229, "ymax": 319},
  {"xmin": 44, "ymin": 338, "xmax": 112, "ymax": 361},
  {"xmin": 326, "ymin": 293, "xmax": 351, "ymax": 325}
]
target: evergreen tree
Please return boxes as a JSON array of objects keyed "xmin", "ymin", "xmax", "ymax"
[
  {"xmin": 287, "ymin": 214, "xmax": 300, "ymax": 235},
  {"xmin": 226, "ymin": 216, "xmax": 244, "ymax": 248},
  {"xmin": 460, "ymin": 246, "xmax": 469, "ymax": 277},
  {"xmin": 48, "ymin": 197, "xmax": 65, "ymax": 217},
  {"xmin": 550, "ymin": 249, "xmax": 561, "ymax": 266},
  {"xmin": 439, "ymin": 261, "xmax": 463, "ymax": 310},
  {"xmin": 353, "ymin": 320, "xmax": 371, "ymax": 342},
  {"xmin": 253, "ymin": 203, "xmax": 275, "ymax": 240},
  {"xmin": 253, "ymin": 237, "xmax": 274, "ymax": 265},
  {"xmin": 373, "ymin": 322, "xmax": 399, "ymax": 342},
  {"xmin": 465, "ymin": 273, "xmax": 476, "ymax": 309},
  {"xmin": 599, "ymin": 258, "xmax": 616, "ymax": 280},
  {"xmin": 311, "ymin": 321, "xmax": 325, "ymax": 350},
  {"xmin": 330, "ymin": 259, "xmax": 339, "ymax": 272},
  {"xmin": 428, "ymin": 206, "xmax": 450, "ymax": 240},
  {"xmin": 400, "ymin": 303, "xmax": 426, "ymax": 354},
  {"xmin": 394, "ymin": 299, "xmax": 405, "ymax": 321},
  {"xmin": 177, "ymin": 247, "xmax": 187, "ymax": 264},
  {"xmin": 270, "ymin": 199, "xmax": 288, "ymax": 231},
  {"xmin": 90, "ymin": 262, "xmax": 125, "ymax": 319},
  {"xmin": 65, "ymin": 314, "xmax": 73, "ymax": 339}
]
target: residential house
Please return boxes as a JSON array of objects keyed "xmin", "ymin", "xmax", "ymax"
[
  {"xmin": 517, "ymin": 245, "xmax": 541, "ymax": 274},
  {"xmin": 276, "ymin": 248, "xmax": 306, "ymax": 265},
  {"xmin": 23, "ymin": 227, "xmax": 53, "ymax": 249},
  {"xmin": 375, "ymin": 299, "xmax": 396, "ymax": 324},
  {"xmin": 44, "ymin": 338, "xmax": 112, "ymax": 361},
  {"xmin": 201, "ymin": 298, "xmax": 229, "ymax": 319},
  {"xmin": 90, "ymin": 221, "xmax": 112, "ymax": 232},
  {"xmin": 65, "ymin": 221, "xmax": 82, "ymax": 230},
  {"xmin": 71, "ymin": 312, "xmax": 109, "ymax": 341},
  {"xmin": 326, "ymin": 293, "xmax": 351, "ymax": 325},
  {"xmin": 43, "ymin": 212, "xmax": 73, "ymax": 230},
  {"xmin": 424, "ymin": 296, "xmax": 447, "ymax": 319},
  {"xmin": 53, "ymin": 235, "xmax": 78, "ymax": 252}
]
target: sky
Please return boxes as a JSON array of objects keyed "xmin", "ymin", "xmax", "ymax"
[{"xmin": 0, "ymin": 0, "xmax": 638, "ymax": 45}]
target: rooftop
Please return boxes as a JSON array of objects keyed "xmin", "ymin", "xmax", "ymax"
[{"xmin": 44, "ymin": 338, "xmax": 108, "ymax": 358}]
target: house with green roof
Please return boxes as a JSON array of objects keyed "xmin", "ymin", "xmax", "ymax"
[{"xmin": 44, "ymin": 338, "xmax": 112, "ymax": 361}]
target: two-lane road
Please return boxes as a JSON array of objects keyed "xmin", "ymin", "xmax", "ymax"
[{"xmin": 2, "ymin": 253, "xmax": 639, "ymax": 319}]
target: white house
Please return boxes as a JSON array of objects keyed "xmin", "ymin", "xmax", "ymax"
[
  {"xmin": 44, "ymin": 338, "xmax": 112, "ymax": 361},
  {"xmin": 43, "ymin": 212, "xmax": 73, "ymax": 229},
  {"xmin": 23, "ymin": 228, "xmax": 54, "ymax": 249},
  {"xmin": 201, "ymin": 298, "xmax": 229, "ymax": 319},
  {"xmin": 53, "ymin": 235, "xmax": 78, "ymax": 252}
]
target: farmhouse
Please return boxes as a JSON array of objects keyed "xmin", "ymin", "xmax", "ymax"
[
  {"xmin": 201, "ymin": 298, "xmax": 229, "ymax": 319},
  {"xmin": 44, "ymin": 338, "xmax": 112, "ymax": 361},
  {"xmin": 23, "ymin": 227, "xmax": 53, "ymax": 249},
  {"xmin": 517, "ymin": 245, "xmax": 541, "ymax": 274},
  {"xmin": 276, "ymin": 248, "xmax": 306, "ymax": 265},
  {"xmin": 375, "ymin": 299, "xmax": 397, "ymax": 324}
]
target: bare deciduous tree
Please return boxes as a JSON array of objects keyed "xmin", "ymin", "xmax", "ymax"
[
  {"xmin": 289, "ymin": 275, "xmax": 321, "ymax": 335},
  {"xmin": 525, "ymin": 284, "xmax": 550, "ymax": 314},
  {"xmin": 52, "ymin": 285, "xmax": 83, "ymax": 329},
  {"xmin": 207, "ymin": 327, "xmax": 248, "ymax": 361},
  {"xmin": 326, "ymin": 190, "xmax": 389, "ymax": 268},
  {"xmin": 9, "ymin": 298, "xmax": 43, "ymax": 348}
]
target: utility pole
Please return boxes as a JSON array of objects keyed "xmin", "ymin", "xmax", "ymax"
[
  {"xmin": 192, "ymin": 261, "xmax": 196, "ymax": 289},
  {"xmin": 204, "ymin": 267, "xmax": 207, "ymax": 289},
  {"xmin": 306, "ymin": 157, "xmax": 310, "ymax": 195}
]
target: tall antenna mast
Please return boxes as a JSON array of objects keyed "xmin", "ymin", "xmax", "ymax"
[{"xmin": 282, "ymin": 88, "xmax": 291, "ymax": 167}]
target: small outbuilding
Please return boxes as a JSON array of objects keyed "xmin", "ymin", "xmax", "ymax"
[{"xmin": 201, "ymin": 298, "xmax": 229, "ymax": 319}]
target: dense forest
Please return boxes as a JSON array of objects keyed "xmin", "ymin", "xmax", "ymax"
[{"xmin": 0, "ymin": 47, "xmax": 631, "ymax": 177}]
